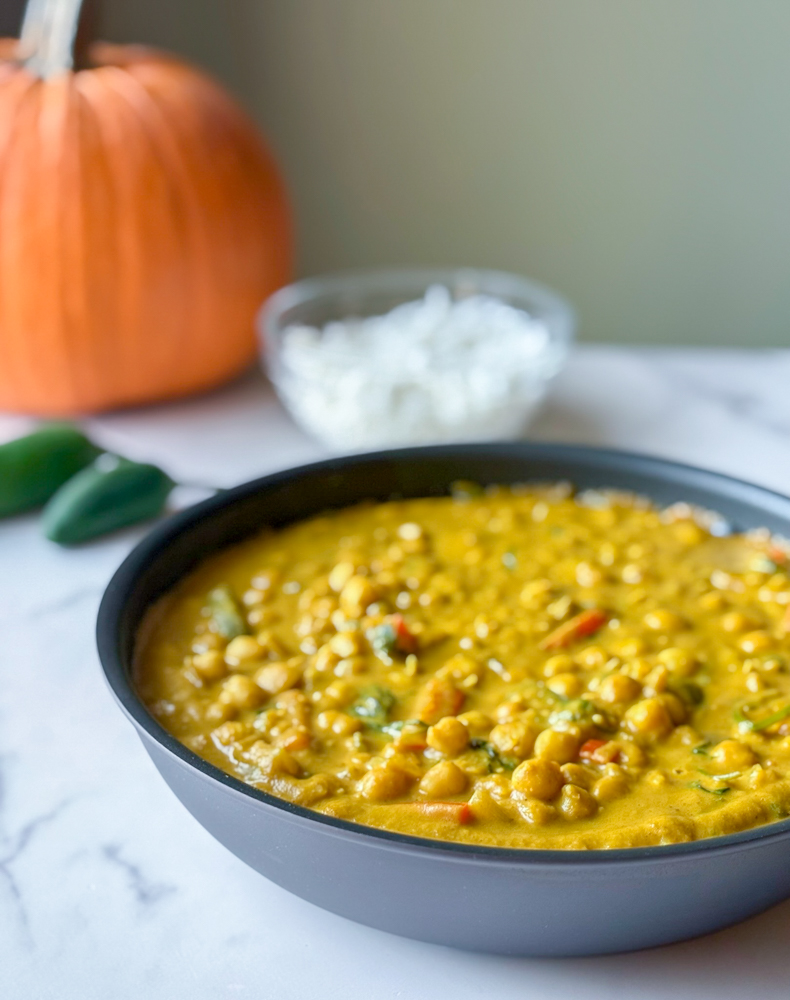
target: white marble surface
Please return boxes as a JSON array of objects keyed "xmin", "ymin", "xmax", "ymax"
[{"xmin": 3, "ymin": 346, "xmax": 790, "ymax": 1000}]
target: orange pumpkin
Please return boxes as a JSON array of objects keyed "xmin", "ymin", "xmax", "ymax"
[{"xmin": 0, "ymin": 1, "xmax": 292, "ymax": 415}]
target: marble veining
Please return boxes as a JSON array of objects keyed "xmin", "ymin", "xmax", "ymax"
[
  {"xmin": 100, "ymin": 844, "xmax": 177, "ymax": 908},
  {"xmin": 0, "ymin": 796, "xmax": 74, "ymax": 945},
  {"xmin": 3, "ymin": 347, "xmax": 790, "ymax": 1000}
]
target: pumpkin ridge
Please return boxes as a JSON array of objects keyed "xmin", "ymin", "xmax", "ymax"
[
  {"xmin": 37, "ymin": 75, "xmax": 84, "ymax": 410},
  {"xmin": 129, "ymin": 60, "xmax": 292, "ymax": 351},
  {"xmin": 128, "ymin": 64, "xmax": 275, "ymax": 372},
  {"xmin": 72, "ymin": 75, "xmax": 118, "ymax": 409},
  {"xmin": 58, "ymin": 73, "xmax": 98, "ymax": 410},
  {"xmin": 0, "ymin": 70, "xmax": 39, "ymax": 407},
  {"xmin": 150, "ymin": 63, "xmax": 292, "ymax": 276},
  {"xmin": 73, "ymin": 66, "xmax": 151, "ymax": 408},
  {"xmin": 97, "ymin": 65, "xmax": 217, "ymax": 397}
]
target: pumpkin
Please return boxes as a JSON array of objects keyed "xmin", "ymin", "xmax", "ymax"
[{"xmin": 0, "ymin": 0, "xmax": 292, "ymax": 415}]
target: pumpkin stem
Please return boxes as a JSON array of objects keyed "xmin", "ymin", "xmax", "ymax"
[{"xmin": 20, "ymin": 0, "xmax": 92, "ymax": 78}]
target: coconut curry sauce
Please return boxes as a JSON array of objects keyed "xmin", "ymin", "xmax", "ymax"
[{"xmin": 136, "ymin": 485, "xmax": 790, "ymax": 849}]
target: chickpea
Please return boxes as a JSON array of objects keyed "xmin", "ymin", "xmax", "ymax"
[
  {"xmin": 277, "ymin": 727, "xmax": 312, "ymax": 751},
  {"xmin": 720, "ymin": 611, "xmax": 752, "ymax": 633},
  {"xmin": 381, "ymin": 749, "xmax": 423, "ymax": 778},
  {"xmin": 615, "ymin": 740, "xmax": 646, "ymax": 768},
  {"xmin": 358, "ymin": 765, "xmax": 411, "ymax": 801},
  {"xmin": 191, "ymin": 650, "xmax": 227, "ymax": 682},
  {"xmin": 391, "ymin": 724, "xmax": 429, "ymax": 752},
  {"xmin": 243, "ymin": 587, "xmax": 267, "ymax": 607},
  {"xmin": 210, "ymin": 721, "xmax": 249, "ymax": 746},
  {"xmin": 333, "ymin": 656, "xmax": 368, "ymax": 678},
  {"xmin": 520, "ymin": 579, "xmax": 553, "ymax": 609},
  {"xmin": 192, "ymin": 631, "xmax": 222, "ymax": 654},
  {"xmin": 643, "ymin": 609, "xmax": 685, "ymax": 632},
  {"xmin": 657, "ymin": 692, "xmax": 686, "ymax": 724},
  {"xmin": 748, "ymin": 764, "xmax": 777, "ymax": 789},
  {"xmin": 623, "ymin": 697, "xmax": 673, "ymax": 739},
  {"xmin": 543, "ymin": 654, "xmax": 576, "ymax": 677},
  {"xmin": 455, "ymin": 711, "xmax": 491, "ymax": 738},
  {"xmin": 419, "ymin": 760, "xmax": 468, "ymax": 799},
  {"xmin": 515, "ymin": 798, "xmax": 556, "ymax": 825},
  {"xmin": 739, "ymin": 631, "xmax": 773, "ymax": 654},
  {"xmin": 597, "ymin": 673, "xmax": 642, "ymax": 704},
  {"xmin": 609, "ymin": 637, "xmax": 647, "ymax": 658},
  {"xmin": 656, "ymin": 647, "xmax": 697, "ymax": 677},
  {"xmin": 698, "ymin": 591, "xmax": 725, "ymax": 612},
  {"xmin": 316, "ymin": 710, "xmax": 362, "ymax": 737},
  {"xmin": 339, "ymin": 576, "xmax": 378, "ymax": 617},
  {"xmin": 254, "ymin": 661, "xmax": 302, "ymax": 696},
  {"xmin": 468, "ymin": 786, "xmax": 510, "ymax": 823},
  {"xmin": 246, "ymin": 741, "xmax": 300, "ymax": 776},
  {"xmin": 558, "ymin": 784, "xmax": 598, "ymax": 820},
  {"xmin": 255, "ymin": 629, "xmax": 289, "ymax": 660},
  {"xmin": 219, "ymin": 674, "xmax": 262, "ymax": 710},
  {"xmin": 642, "ymin": 666, "xmax": 669, "ymax": 696},
  {"xmin": 711, "ymin": 740, "xmax": 756, "ymax": 771},
  {"xmin": 592, "ymin": 768, "xmax": 630, "ymax": 803},
  {"xmin": 296, "ymin": 773, "xmax": 338, "ymax": 806},
  {"xmin": 313, "ymin": 644, "xmax": 340, "ymax": 674},
  {"xmin": 533, "ymin": 727, "xmax": 581, "ymax": 764},
  {"xmin": 488, "ymin": 719, "xmax": 539, "ymax": 759},
  {"xmin": 321, "ymin": 680, "xmax": 356, "ymax": 707},
  {"xmin": 547, "ymin": 673, "xmax": 583, "ymax": 699},
  {"xmin": 671, "ymin": 724, "xmax": 700, "ymax": 747},
  {"xmin": 622, "ymin": 657, "xmax": 654, "ymax": 681},
  {"xmin": 576, "ymin": 562, "xmax": 602, "ymax": 587},
  {"xmin": 621, "ymin": 564, "xmax": 643, "ymax": 584},
  {"xmin": 674, "ymin": 521, "xmax": 703, "ymax": 545},
  {"xmin": 576, "ymin": 646, "xmax": 607, "ymax": 670},
  {"xmin": 328, "ymin": 561, "xmax": 355, "ymax": 593},
  {"xmin": 476, "ymin": 773, "xmax": 512, "ymax": 800},
  {"xmin": 328, "ymin": 632, "xmax": 362, "ymax": 658},
  {"xmin": 426, "ymin": 716, "xmax": 469, "ymax": 756},
  {"xmin": 224, "ymin": 635, "xmax": 263, "ymax": 668},
  {"xmin": 560, "ymin": 763, "xmax": 594, "ymax": 789},
  {"xmin": 204, "ymin": 700, "xmax": 234, "ymax": 724},
  {"xmin": 493, "ymin": 698, "xmax": 525, "ymax": 723},
  {"xmin": 511, "ymin": 758, "xmax": 564, "ymax": 800}
]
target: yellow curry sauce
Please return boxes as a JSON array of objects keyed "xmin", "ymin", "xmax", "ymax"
[{"xmin": 136, "ymin": 484, "xmax": 790, "ymax": 849}]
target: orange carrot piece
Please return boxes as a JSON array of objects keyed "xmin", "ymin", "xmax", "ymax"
[
  {"xmin": 391, "ymin": 613, "xmax": 418, "ymax": 654},
  {"xmin": 396, "ymin": 736, "xmax": 428, "ymax": 753},
  {"xmin": 415, "ymin": 676, "xmax": 465, "ymax": 725},
  {"xmin": 579, "ymin": 738, "xmax": 607, "ymax": 761},
  {"xmin": 579, "ymin": 738, "xmax": 620, "ymax": 764},
  {"xmin": 539, "ymin": 609, "xmax": 607, "ymax": 650},
  {"xmin": 397, "ymin": 801, "xmax": 474, "ymax": 824}
]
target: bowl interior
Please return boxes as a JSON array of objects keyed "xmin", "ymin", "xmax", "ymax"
[{"xmin": 98, "ymin": 443, "xmax": 790, "ymax": 860}]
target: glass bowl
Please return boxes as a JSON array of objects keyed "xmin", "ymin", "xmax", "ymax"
[{"xmin": 258, "ymin": 267, "xmax": 575, "ymax": 452}]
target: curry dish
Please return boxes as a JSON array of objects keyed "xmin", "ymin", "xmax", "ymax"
[{"xmin": 136, "ymin": 484, "xmax": 790, "ymax": 849}]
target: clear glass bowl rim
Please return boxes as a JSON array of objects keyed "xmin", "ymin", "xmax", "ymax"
[{"xmin": 258, "ymin": 266, "xmax": 577, "ymax": 370}]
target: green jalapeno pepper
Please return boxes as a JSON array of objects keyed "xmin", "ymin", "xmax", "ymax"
[{"xmin": 0, "ymin": 424, "xmax": 101, "ymax": 518}]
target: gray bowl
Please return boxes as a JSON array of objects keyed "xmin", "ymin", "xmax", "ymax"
[{"xmin": 97, "ymin": 443, "xmax": 790, "ymax": 956}]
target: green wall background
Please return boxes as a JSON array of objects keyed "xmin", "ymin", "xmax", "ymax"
[{"xmin": 102, "ymin": 0, "xmax": 790, "ymax": 346}]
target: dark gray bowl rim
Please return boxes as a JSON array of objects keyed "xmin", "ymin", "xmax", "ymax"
[{"xmin": 97, "ymin": 442, "xmax": 790, "ymax": 866}]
